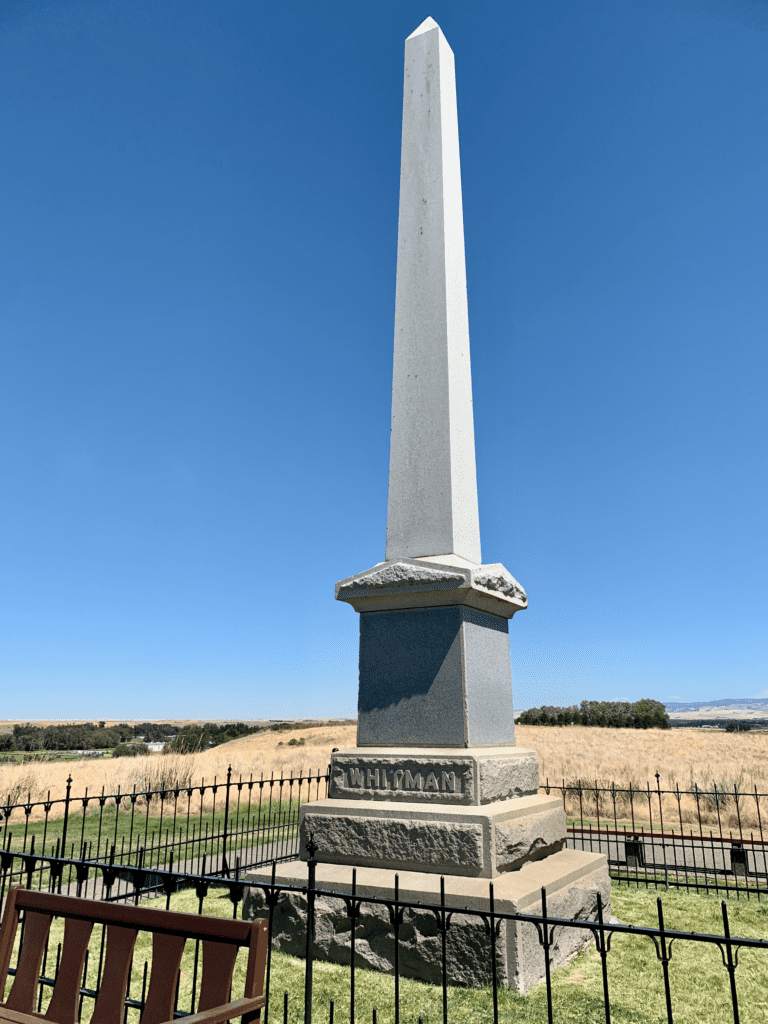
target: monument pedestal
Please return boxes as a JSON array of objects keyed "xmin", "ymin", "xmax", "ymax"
[
  {"xmin": 243, "ymin": 745, "xmax": 610, "ymax": 991},
  {"xmin": 242, "ymin": 850, "xmax": 609, "ymax": 994},
  {"xmin": 311, "ymin": 746, "xmax": 564, "ymax": 877},
  {"xmin": 300, "ymin": 794, "xmax": 567, "ymax": 878}
]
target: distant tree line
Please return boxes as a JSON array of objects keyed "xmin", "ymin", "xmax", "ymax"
[
  {"xmin": 135, "ymin": 723, "xmax": 177, "ymax": 742},
  {"xmin": 7, "ymin": 723, "xmax": 133, "ymax": 751},
  {"xmin": 2, "ymin": 721, "xmax": 177, "ymax": 752},
  {"xmin": 518, "ymin": 699, "xmax": 670, "ymax": 729},
  {"xmin": 669, "ymin": 719, "xmax": 764, "ymax": 732},
  {"xmin": 0, "ymin": 719, "xmax": 336, "ymax": 754},
  {"xmin": 164, "ymin": 722, "xmax": 265, "ymax": 752}
]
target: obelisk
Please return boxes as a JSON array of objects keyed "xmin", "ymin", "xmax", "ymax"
[
  {"xmin": 386, "ymin": 15, "xmax": 481, "ymax": 566},
  {"xmin": 335, "ymin": 15, "xmax": 527, "ymax": 749},
  {"xmin": 243, "ymin": 19, "xmax": 609, "ymax": 992}
]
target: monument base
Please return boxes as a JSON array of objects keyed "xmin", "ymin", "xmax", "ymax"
[
  {"xmin": 242, "ymin": 849, "xmax": 609, "ymax": 993},
  {"xmin": 328, "ymin": 747, "xmax": 540, "ymax": 805},
  {"xmin": 300, "ymin": 794, "xmax": 566, "ymax": 878}
]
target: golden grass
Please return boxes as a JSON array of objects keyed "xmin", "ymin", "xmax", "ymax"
[
  {"xmin": 3, "ymin": 721, "xmax": 766, "ymax": 832},
  {"xmin": 517, "ymin": 724, "xmax": 768, "ymax": 831},
  {"xmin": 516, "ymin": 724, "xmax": 768, "ymax": 790},
  {"xmin": 0, "ymin": 723, "xmax": 356, "ymax": 822}
]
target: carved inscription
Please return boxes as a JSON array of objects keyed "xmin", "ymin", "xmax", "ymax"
[{"xmin": 342, "ymin": 765, "xmax": 459, "ymax": 794}]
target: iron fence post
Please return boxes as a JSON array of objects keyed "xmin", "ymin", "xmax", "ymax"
[
  {"xmin": 304, "ymin": 833, "xmax": 318, "ymax": 1024},
  {"xmin": 721, "ymin": 901, "xmax": 741, "ymax": 1024},
  {"xmin": 222, "ymin": 764, "xmax": 232, "ymax": 877},
  {"xmin": 58, "ymin": 774, "xmax": 73, "ymax": 893},
  {"xmin": 489, "ymin": 881, "xmax": 499, "ymax": 1024},
  {"xmin": 540, "ymin": 887, "xmax": 554, "ymax": 1024},
  {"xmin": 596, "ymin": 890, "xmax": 611, "ymax": 1024},
  {"xmin": 656, "ymin": 897, "xmax": 674, "ymax": 1023}
]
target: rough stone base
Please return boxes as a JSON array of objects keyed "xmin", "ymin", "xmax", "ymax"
[{"xmin": 243, "ymin": 849, "xmax": 609, "ymax": 993}]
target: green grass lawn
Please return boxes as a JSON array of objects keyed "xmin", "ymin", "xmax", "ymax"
[
  {"xmin": 0, "ymin": 751, "xmax": 85, "ymax": 763},
  {"xmin": 9, "ymin": 882, "xmax": 767, "ymax": 1024},
  {"xmin": 261, "ymin": 884, "xmax": 768, "ymax": 1024},
  {"xmin": 0, "ymin": 801, "xmax": 301, "ymax": 900},
  {"xmin": 1, "ymin": 800, "xmax": 299, "ymax": 865}
]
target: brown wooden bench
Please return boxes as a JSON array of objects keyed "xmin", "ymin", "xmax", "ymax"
[{"xmin": 0, "ymin": 886, "xmax": 268, "ymax": 1024}]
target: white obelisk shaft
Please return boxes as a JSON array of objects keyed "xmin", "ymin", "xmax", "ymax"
[{"xmin": 385, "ymin": 17, "xmax": 482, "ymax": 566}]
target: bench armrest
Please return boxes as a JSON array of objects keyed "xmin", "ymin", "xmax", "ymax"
[{"xmin": 159, "ymin": 995, "xmax": 267, "ymax": 1024}]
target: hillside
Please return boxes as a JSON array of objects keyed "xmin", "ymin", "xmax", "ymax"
[{"xmin": 665, "ymin": 698, "xmax": 768, "ymax": 720}]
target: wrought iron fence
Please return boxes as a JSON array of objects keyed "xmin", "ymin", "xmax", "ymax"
[
  {"xmin": 4, "ymin": 770, "xmax": 768, "ymax": 901},
  {"xmin": 1, "ymin": 844, "xmax": 766, "ymax": 1024},
  {"xmin": 544, "ymin": 777, "xmax": 768, "ymax": 898},
  {"xmin": 0, "ymin": 766, "xmax": 329, "ymax": 886}
]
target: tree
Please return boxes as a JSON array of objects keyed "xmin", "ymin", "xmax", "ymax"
[
  {"xmin": 113, "ymin": 742, "xmax": 150, "ymax": 757},
  {"xmin": 520, "ymin": 698, "xmax": 670, "ymax": 730}
]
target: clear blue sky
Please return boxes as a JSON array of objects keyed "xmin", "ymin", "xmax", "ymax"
[{"xmin": 1, "ymin": 0, "xmax": 766, "ymax": 720}]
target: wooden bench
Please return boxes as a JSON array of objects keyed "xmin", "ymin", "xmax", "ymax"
[{"xmin": 0, "ymin": 886, "xmax": 268, "ymax": 1024}]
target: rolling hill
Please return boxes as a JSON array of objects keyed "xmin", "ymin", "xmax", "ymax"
[{"xmin": 665, "ymin": 698, "xmax": 768, "ymax": 720}]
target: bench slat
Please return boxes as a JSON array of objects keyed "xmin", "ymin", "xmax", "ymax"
[
  {"xmin": 198, "ymin": 940, "xmax": 239, "ymax": 1012},
  {"xmin": 141, "ymin": 932, "xmax": 186, "ymax": 1024},
  {"xmin": 43, "ymin": 917, "xmax": 93, "ymax": 1024},
  {"xmin": 6, "ymin": 911, "xmax": 52, "ymax": 1014},
  {"xmin": 0, "ymin": 888, "xmax": 21, "ymax": 1004},
  {"xmin": 89, "ymin": 925, "xmax": 137, "ymax": 1024}
]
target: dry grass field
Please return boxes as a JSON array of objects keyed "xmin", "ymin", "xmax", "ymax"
[
  {"xmin": 517, "ymin": 723, "xmax": 768, "ymax": 831},
  {"xmin": 2, "ymin": 721, "xmax": 766, "ymax": 830},
  {"xmin": 0, "ymin": 722, "xmax": 356, "ymax": 822},
  {"xmin": 516, "ymin": 724, "xmax": 768, "ymax": 791}
]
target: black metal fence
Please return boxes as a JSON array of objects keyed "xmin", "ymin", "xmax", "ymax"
[
  {"xmin": 0, "ymin": 766, "xmax": 329, "ymax": 886},
  {"xmin": 1, "ymin": 843, "xmax": 766, "ymax": 1024},
  {"xmin": 545, "ymin": 778, "xmax": 768, "ymax": 899},
  {"xmin": 3, "ymin": 771, "xmax": 768, "ymax": 901}
]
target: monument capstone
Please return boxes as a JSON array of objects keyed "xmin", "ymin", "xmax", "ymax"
[{"xmin": 244, "ymin": 16, "xmax": 610, "ymax": 992}]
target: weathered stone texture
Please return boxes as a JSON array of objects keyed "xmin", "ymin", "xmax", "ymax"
[
  {"xmin": 302, "ymin": 811, "xmax": 485, "ymax": 874},
  {"xmin": 345, "ymin": 562, "xmax": 465, "ymax": 590},
  {"xmin": 244, "ymin": 887, "xmax": 502, "ymax": 986},
  {"xmin": 242, "ymin": 857, "xmax": 610, "ymax": 993},
  {"xmin": 299, "ymin": 794, "xmax": 567, "ymax": 878},
  {"xmin": 336, "ymin": 558, "xmax": 527, "ymax": 618},
  {"xmin": 509, "ymin": 866, "xmax": 612, "ymax": 993},
  {"xmin": 473, "ymin": 564, "xmax": 527, "ymax": 603},
  {"xmin": 477, "ymin": 753, "xmax": 539, "ymax": 804},
  {"xmin": 495, "ymin": 806, "xmax": 566, "ymax": 873},
  {"xmin": 328, "ymin": 747, "xmax": 539, "ymax": 806}
]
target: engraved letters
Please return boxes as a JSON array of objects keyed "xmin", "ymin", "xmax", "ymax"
[{"xmin": 344, "ymin": 764, "xmax": 461, "ymax": 795}]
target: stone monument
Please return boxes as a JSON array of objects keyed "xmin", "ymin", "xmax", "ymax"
[{"xmin": 244, "ymin": 16, "xmax": 609, "ymax": 992}]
